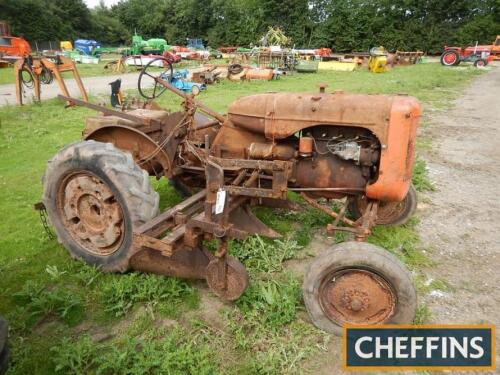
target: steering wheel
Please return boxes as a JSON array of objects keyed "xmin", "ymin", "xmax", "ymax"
[{"xmin": 137, "ymin": 57, "xmax": 174, "ymax": 100}]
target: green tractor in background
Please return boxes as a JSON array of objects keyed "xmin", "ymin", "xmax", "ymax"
[{"xmin": 128, "ymin": 34, "xmax": 171, "ymax": 55}]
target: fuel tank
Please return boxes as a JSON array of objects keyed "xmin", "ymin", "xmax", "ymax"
[{"xmin": 227, "ymin": 91, "xmax": 420, "ymax": 201}]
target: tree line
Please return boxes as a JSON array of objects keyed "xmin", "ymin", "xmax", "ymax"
[{"xmin": 1, "ymin": 0, "xmax": 499, "ymax": 54}]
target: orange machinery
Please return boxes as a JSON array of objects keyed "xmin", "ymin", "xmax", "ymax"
[
  {"xmin": 0, "ymin": 21, "xmax": 31, "ymax": 57},
  {"xmin": 14, "ymin": 55, "xmax": 88, "ymax": 106}
]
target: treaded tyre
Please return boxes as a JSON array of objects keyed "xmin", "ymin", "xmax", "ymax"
[
  {"xmin": 42, "ymin": 140, "xmax": 159, "ymax": 272},
  {"xmin": 440, "ymin": 50, "xmax": 460, "ymax": 66},
  {"xmin": 0, "ymin": 346, "xmax": 9, "ymax": 375},
  {"xmin": 0, "ymin": 317, "xmax": 8, "ymax": 375},
  {"xmin": 303, "ymin": 242, "xmax": 417, "ymax": 335},
  {"xmin": 0, "ymin": 317, "xmax": 6, "ymax": 354},
  {"xmin": 349, "ymin": 184, "xmax": 417, "ymax": 226}
]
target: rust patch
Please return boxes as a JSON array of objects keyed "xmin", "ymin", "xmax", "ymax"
[{"xmin": 319, "ymin": 269, "xmax": 396, "ymax": 325}]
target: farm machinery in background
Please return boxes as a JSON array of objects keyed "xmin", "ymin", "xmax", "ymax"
[
  {"xmin": 0, "ymin": 21, "xmax": 31, "ymax": 64},
  {"xmin": 368, "ymin": 46, "xmax": 388, "ymax": 72},
  {"xmin": 38, "ymin": 57, "xmax": 420, "ymax": 335},
  {"xmin": 440, "ymin": 38, "xmax": 499, "ymax": 67},
  {"xmin": 13, "ymin": 55, "xmax": 87, "ymax": 105}
]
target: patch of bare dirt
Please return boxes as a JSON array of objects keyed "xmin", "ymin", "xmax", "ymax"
[{"xmin": 415, "ymin": 65, "xmax": 500, "ymax": 374}]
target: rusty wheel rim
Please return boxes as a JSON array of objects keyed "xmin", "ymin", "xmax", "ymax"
[
  {"xmin": 57, "ymin": 171, "xmax": 125, "ymax": 256},
  {"xmin": 319, "ymin": 268, "xmax": 396, "ymax": 326},
  {"xmin": 357, "ymin": 196, "xmax": 407, "ymax": 225}
]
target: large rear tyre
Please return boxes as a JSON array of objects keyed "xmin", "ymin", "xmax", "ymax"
[
  {"xmin": 43, "ymin": 141, "xmax": 159, "ymax": 272},
  {"xmin": 349, "ymin": 185, "xmax": 417, "ymax": 226},
  {"xmin": 0, "ymin": 346, "xmax": 9, "ymax": 375},
  {"xmin": 440, "ymin": 50, "xmax": 460, "ymax": 66},
  {"xmin": 0, "ymin": 317, "xmax": 6, "ymax": 355},
  {"xmin": 0, "ymin": 317, "xmax": 8, "ymax": 375},
  {"xmin": 303, "ymin": 242, "xmax": 417, "ymax": 335}
]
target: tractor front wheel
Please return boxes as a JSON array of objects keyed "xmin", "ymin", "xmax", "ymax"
[
  {"xmin": 440, "ymin": 50, "xmax": 460, "ymax": 66},
  {"xmin": 349, "ymin": 185, "xmax": 417, "ymax": 226},
  {"xmin": 303, "ymin": 242, "xmax": 417, "ymax": 335},
  {"xmin": 474, "ymin": 59, "xmax": 488, "ymax": 67},
  {"xmin": 43, "ymin": 141, "xmax": 159, "ymax": 272}
]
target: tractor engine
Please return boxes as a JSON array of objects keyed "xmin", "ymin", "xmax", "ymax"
[{"xmin": 210, "ymin": 90, "xmax": 420, "ymax": 201}]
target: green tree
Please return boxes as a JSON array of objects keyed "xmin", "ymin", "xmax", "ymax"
[{"xmin": 90, "ymin": 3, "xmax": 131, "ymax": 45}]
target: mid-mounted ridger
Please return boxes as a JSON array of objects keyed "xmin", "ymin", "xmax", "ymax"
[{"xmin": 38, "ymin": 57, "xmax": 420, "ymax": 334}]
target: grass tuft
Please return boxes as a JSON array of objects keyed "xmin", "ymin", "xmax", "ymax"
[
  {"xmin": 224, "ymin": 274, "xmax": 329, "ymax": 374},
  {"xmin": 414, "ymin": 304, "xmax": 433, "ymax": 325},
  {"xmin": 231, "ymin": 235, "xmax": 302, "ymax": 274},
  {"xmin": 413, "ymin": 158, "xmax": 436, "ymax": 192},
  {"xmin": 11, "ymin": 280, "xmax": 84, "ymax": 329},
  {"xmin": 98, "ymin": 273, "xmax": 198, "ymax": 317},
  {"xmin": 50, "ymin": 327, "xmax": 218, "ymax": 374}
]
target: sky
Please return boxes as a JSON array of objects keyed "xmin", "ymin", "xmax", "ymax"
[{"xmin": 84, "ymin": 0, "xmax": 120, "ymax": 8}]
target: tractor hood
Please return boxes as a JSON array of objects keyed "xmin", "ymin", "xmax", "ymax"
[{"xmin": 227, "ymin": 91, "xmax": 420, "ymax": 145}]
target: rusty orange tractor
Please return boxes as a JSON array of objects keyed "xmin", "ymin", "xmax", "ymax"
[{"xmin": 40, "ymin": 57, "xmax": 420, "ymax": 334}]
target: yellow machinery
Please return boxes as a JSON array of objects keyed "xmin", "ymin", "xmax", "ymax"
[
  {"xmin": 368, "ymin": 46, "xmax": 388, "ymax": 73},
  {"xmin": 60, "ymin": 41, "xmax": 73, "ymax": 50}
]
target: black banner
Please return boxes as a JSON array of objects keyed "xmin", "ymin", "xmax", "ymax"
[{"xmin": 343, "ymin": 325, "xmax": 495, "ymax": 370}]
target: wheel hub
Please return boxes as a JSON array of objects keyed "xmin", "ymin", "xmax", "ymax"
[
  {"xmin": 58, "ymin": 172, "xmax": 124, "ymax": 256},
  {"xmin": 377, "ymin": 200, "xmax": 406, "ymax": 223},
  {"xmin": 319, "ymin": 269, "xmax": 396, "ymax": 325},
  {"xmin": 443, "ymin": 53, "xmax": 457, "ymax": 64},
  {"xmin": 357, "ymin": 196, "xmax": 407, "ymax": 225}
]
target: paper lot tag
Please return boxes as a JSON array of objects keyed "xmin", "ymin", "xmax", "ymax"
[
  {"xmin": 343, "ymin": 325, "xmax": 495, "ymax": 371},
  {"xmin": 215, "ymin": 189, "xmax": 226, "ymax": 215}
]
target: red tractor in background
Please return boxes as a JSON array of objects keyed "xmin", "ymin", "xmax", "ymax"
[
  {"xmin": 441, "ymin": 38, "xmax": 498, "ymax": 67},
  {"xmin": 0, "ymin": 21, "xmax": 31, "ymax": 58}
]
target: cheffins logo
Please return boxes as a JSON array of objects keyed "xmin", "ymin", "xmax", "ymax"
[{"xmin": 343, "ymin": 325, "xmax": 495, "ymax": 370}]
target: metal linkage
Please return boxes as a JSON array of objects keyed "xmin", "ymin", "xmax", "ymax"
[
  {"xmin": 34, "ymin": 202, "xmax": 54, "ymax": 240},
  {"xmin": 300, "ymin": 193, "xmax": 378, "ymax": 240}
]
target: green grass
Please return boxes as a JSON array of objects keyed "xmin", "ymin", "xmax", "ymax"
[
  {"xmin": 50, "ymin": 326, "xmax": 219, "ymax": 374},
  {"xmin": 0, "ymin": 63, "xmax": 484, "ymax": 374}
]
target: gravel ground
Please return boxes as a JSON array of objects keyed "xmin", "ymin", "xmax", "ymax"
[
  {"xmin": 417, "ymin": 65, "xmax": 500, "ymax": 374},
  {"xmin": 0, "ymin": 71, "xmax": 142, "ymax": 106}
]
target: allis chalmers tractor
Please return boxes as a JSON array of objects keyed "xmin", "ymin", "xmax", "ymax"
[{"xmin": 40, "ymin": 57, "xmax": 419, "ymax": 334}]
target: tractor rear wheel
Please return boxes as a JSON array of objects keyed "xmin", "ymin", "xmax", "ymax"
[
  {"xmin": 440, "ymin": 50, "xmax": 460, "ymax": 66},
  {"xmin": 0, "ymin": 346, "xmax": 9, "ymax": 375},
  {"xmin": 43, "ymin": 141, "xmax": 159, "ymax": 272},
  {"xmin": 349, "ymin": 185, "xmax": 417, "ymax": 226},
  {"xmin": 0, "ymin": 317, "xmax": 8, "ymax": 375},
  {"xmin": 303, "ymin": 242, "xmax": 417, "ymax": 335}
]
